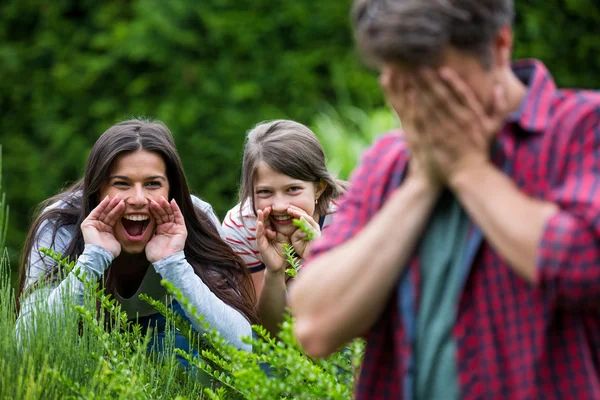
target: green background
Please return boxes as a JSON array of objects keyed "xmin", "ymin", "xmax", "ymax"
[{"xmin": 1, "ymin": 0, "xmax": 599, "ymax": 272}]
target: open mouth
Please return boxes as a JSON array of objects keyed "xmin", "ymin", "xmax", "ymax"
[
  {"xmin": 271, "ymin": 214, "xmax": 293, "ymax": 225},
  {"xmin": 121, "ymin": 214, "xmax": 151, "ymax": 240}
]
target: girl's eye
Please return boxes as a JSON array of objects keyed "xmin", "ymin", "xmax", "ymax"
[
  {"xmin": 113, "ymin": 181, "xmax": 129, "ymax": 188},
  {"xmin": 256, "ymin": 189, "xmax": 271, "ymax": 195},
  {"xmin": 145, "ymin": 181, "xmax": 162, "ymax": 188},
  {"xmin": 288, "ymin": 186, "xmax": 302, "ymax": 193}
]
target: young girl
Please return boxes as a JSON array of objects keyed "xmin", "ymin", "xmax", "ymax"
[
  {"xmin": 222, "ymin": 120, "xmax": 346, "ymax": 333},
  {"xmin": 17, "ymin": 119, "xmax": 258, "ymax": 358}
]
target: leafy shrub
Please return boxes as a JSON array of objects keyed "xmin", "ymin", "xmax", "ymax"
[
  {"xmin": 3, "ymin": 250, "xmax": 208, "ymax": 400},
  {"xmin": 1, "ymin": 232, "xmax": 364, "ymax": 399},
  {"xmin": 312, "ymin": 105, "xmax": 398, "ymax": 180},
  {"xmin": 0, "ymin": 0, "xmax": 382, "ymax": 268},
  {"xmin": 4, "ymin": 0, "xmax": 600, "ymax": 277}
]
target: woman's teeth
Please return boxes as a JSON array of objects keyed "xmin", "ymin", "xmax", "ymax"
[
  {"xmin": 272, "ymin": 215, "xmax": 291, "ymax": 221},
  {"xmin": 123, "ymin": 215, "xmax": 149, "ymax": 222}
]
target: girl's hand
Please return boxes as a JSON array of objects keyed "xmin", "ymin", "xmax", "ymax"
[
  {"xmin": 256, "ymin": 206, "xmax": 289, "ymax": 274},
  {"xmin": 287, "ymin": 205, "xmax": 321, "ymax": 258},
  {"xmin": 146, "ymin": 196, "xmax": 188, "ymax": 263},
  {"xmin": 81, "ymin": 195, "xmax": 126, "ymax": 258}
]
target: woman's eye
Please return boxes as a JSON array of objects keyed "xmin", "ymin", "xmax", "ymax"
[
  {"xmin": 288, "ymin": 186, "xmax": 302, "ymax": 192},
  {"xmin": 113, "ymin": 181, "xmax": 129, "ymax": 188},
  {"xmin": 256, "ymin": 190, "xmax": 271, "ymax": 196},
  {"xmin": 146, "ymin": 181, "xmax": 162, "ymax": 188}
]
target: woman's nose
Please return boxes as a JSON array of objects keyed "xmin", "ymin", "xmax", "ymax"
[{"xmin": 126, "ymin": 185, "xmax": 147, "ymax": 207}]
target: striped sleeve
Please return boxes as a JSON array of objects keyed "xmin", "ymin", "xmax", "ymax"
[{"xmin": 222, "ymin": 202, "xmax": 264, "ymax": 271}]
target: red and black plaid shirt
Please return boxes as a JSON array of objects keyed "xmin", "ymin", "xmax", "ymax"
[{"xmin": 308, "ymin": 59, "xmax": 600, "ymax": 399}]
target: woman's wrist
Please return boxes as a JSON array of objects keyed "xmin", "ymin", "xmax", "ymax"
[{"xmin": 151, "ymin": 250, "xmax": 186, "ymax": 268}]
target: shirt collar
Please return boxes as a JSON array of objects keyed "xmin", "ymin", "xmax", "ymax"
[{"xmin": 506, "ymin": 59, "xmax": 557, "ymax": 134}]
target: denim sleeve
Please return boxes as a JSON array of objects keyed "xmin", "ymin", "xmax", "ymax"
[
  {"xmin": 17, "ymin": 244, "xmax": 113, "ymax": 342},
  {"xmin": 153, "ymin": 251, "xmax": 252, "ymax": 352}
]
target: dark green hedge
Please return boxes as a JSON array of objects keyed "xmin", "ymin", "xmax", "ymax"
[
  {"xmin": 1, "ymin": 0, "xmax": 599, "ymax": 268},
  {"xmin": 0, "ymin": 0, "xmax": 382, "ymax": 264}
]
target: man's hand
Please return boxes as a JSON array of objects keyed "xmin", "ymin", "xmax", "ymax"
[
  {"xmin": 414, "ymin": 67, "xmax": 508, "ymax": 187},
  {"xmin": 380, "ymin": 66, "xmax": 444, "ymax": 191}
]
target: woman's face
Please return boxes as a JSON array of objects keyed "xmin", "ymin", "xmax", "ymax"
[
  {"xmin": 99, "ymin": 150, "xmax": 170, "ymax": 255},
  {"xmin": 253, "ymin": 161, "xmax": 324, "ymax": 237}
]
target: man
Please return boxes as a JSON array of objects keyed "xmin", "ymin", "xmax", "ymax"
[{"xmin": 289, "ymin": 0, "xmax": 600, "ymax": 399}]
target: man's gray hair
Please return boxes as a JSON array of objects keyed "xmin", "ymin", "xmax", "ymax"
[{"xmin": 352, "ymin": 0, "xmax": 514, "ymax": 68}]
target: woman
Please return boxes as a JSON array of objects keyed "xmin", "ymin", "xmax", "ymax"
[{"xmin": 17, "ymin": 119, "xmax": 258, "ymax": 356}]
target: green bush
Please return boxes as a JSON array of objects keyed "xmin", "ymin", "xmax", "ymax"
[
  {"xmin": 0, "ymin": 214, "xmax": 364, "ymax": 399},
  {"xmin": 3, "ymin": 0, "xmax": 600, "ymax": 278},
  {"xmin": 0, "ymin": 0, "xmax": 381, "ymax": 269},
  {"xmin": 0, "ymin": 247, "xmax": 364, "ymax": 399},
  {"xmin": 312, "ymin": 105, "xmax": 398, "ymax": 180}
]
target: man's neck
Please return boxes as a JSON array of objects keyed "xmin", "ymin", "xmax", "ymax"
[{"xmin": 500, "ymin": 66, "xmax": 528, "ymax": 116}]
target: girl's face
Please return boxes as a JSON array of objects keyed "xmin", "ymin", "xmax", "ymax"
[
  {"xmin": 99, "ymin": 150, "xmax": 170, "ymax": 255},
  {"xmin": 253, "ymin": 161, "xmax": 325, "ymax": 237}
]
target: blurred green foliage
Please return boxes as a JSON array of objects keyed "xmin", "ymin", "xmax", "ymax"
[
  {"xmin": 0, "ymin": 0, "xmax": 382, "ymax": 266},
  {"xmin": 312, "ymin": 105, "xmax": 398, "ymax": 180},
  {"xmin": 1, "ymin": 0, "xmax": 600, "ymax": 270}
]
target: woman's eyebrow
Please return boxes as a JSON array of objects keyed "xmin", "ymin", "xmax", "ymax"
[
  {"xmin": 108, "ymin": 175, "xmax": 130, "ymax": 180},
  {"xmin": 108, "ymin": 175, "xmax": 167, "ymax": 181},
  {"xmin": 145, "ymin": 175, "xmax": 167, "ymax": 181}
]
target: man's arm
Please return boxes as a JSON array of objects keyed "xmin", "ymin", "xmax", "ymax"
[
  {"xmin": 415, "ymin": 67, "xmax": 600, "ymax": 309},
  {"xmin": 449, "ymin": 162, "xmax": 557, "ymax": 282},
  {"xmin": 290, "ymin": 175, "xmax": 438, "ymax": 358},
  {"xmin": 450, "ymin": 113, "xmax": 600, "ymax": 309}
]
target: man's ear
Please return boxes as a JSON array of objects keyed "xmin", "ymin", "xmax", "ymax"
[{"xmin": 493, "ymin": 25, "xmax": 513, "ymax": 69}]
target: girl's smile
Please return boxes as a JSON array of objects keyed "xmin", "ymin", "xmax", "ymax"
[{"xmin": 253, "ymin": 162, "xmax": 324, "ymax": 237}]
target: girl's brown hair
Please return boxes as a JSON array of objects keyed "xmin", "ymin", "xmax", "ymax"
[
  {"xmin": 239, "ymin": 120, "xmax": 347, "ymax": 216},
  {"xmin": 18, "ymin": 119, "xmax": 258, "ymax": 324}
]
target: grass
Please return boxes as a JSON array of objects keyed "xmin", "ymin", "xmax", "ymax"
[
  {"xmin": 0, "ymin": 246, "xmax": 364, "ymax": 399},
  {"xmin": 0, "ymin": 252, "xmax": 208, "ymax": 400}
]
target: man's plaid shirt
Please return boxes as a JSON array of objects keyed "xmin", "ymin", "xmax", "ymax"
[{"xmin": 308, "ymin": 59, "xmax": 600, "ymax": 399}]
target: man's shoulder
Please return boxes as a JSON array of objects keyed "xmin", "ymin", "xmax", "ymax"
[
  {"xmin": 365, "ymin": 130, "xmax": 407, "ymax": 157},
  {"xmin": 544, "ymin": 89, "xmax": 600, "ymax": 142},
  {"xmin": 351, "ymin": 130, "xmax": 409, "ymax": 185},
  {"xmin": 554, "ymin": 88, "xmax": 600, "ymax": 114},
  {"xmin": 356, "ymin": 131, "xmax": 408, "ymax": 170}
]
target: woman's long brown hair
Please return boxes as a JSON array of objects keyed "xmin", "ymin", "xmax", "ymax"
[{"xmin": 17, "ymin": 119, "xmax": 258, "ymax": 324}]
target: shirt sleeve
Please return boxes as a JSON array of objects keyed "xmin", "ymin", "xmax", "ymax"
[
  {"xmin": 309, "ymin": 133, "xmax": 408, "ymax": 261},
  {"xmin": 221, "ymin": 206, "xmax": 264, "ymax": 272},
  {"xmin": 24, "ymin": 219, "xmax": 73, "ymax": 292},
  {"xmin": 536, "ymin": 107, "xmax": 600, "ymax": 310},
  {"xmin": 17, "ymin": 243, "xmax": 113, "ymax": 342},
  {"xmin": 190, "ymin": 195, "xmax": 224, "ymax": 238},
  {"xmin": 153, "ymin": 252, "xmax": 252, "ymax": 351}
]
